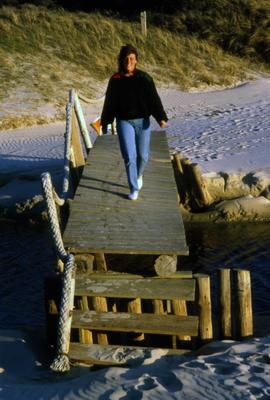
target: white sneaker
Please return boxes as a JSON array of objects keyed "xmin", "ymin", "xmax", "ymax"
[
  {"xmin": 137, "ymin": 175, "xmax": 143, "ymax": 190},
  {"xmin": 128, "ymin": 190, "xmax": 139, "ymax": 200}
]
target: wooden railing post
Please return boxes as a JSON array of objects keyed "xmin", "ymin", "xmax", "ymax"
[
  {"xmin": 189, "ymin": 163, "xmax": 211, "ymax": 207},
  {"xmin": 128, "ymin": 298, "xmax": 144, "ymax": 341},
  {"xmin": 94, "ymin": 253, "xmax": 107, "ymax": 272},
  {"xmin": 172, "ymin": 299, "xmax": 191, "ymax": 341},
  {"xmin": 234, "ymin": 269, "xmax": 253, "ymax": 338},
  {"xmin": 140, "ymin": 11, "xmax": 147, "ymax": 37},
  {"xmin": 71, "ymin": 107, "xmax": 85, "ymax": 168},
  {"xmin": 92, "ymin": 297, "xmax": 108, "ymax": 345},
  {"xmin": 74, "ymin": 92, "xmax": 92, "ymax": 150},
  {"xmin": 76, "ymin": 296, "xmax": 93, "ymax": 344},
  {"xmin": 194, "ymin": 273, "xmax": 213, "ymax": 341},
  {"xmin": 218, "ymin": 268, "xmax": 232, "ymax": 338}
]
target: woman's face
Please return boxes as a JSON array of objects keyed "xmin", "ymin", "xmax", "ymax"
[{"xmin": 124, "ymin": 53, "xmax": 137, "ymax": 74}]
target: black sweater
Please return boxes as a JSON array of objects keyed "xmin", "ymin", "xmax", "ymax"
[{"xmin": 101, "ymin": 69, "xmax": 168, "ymax": 126}]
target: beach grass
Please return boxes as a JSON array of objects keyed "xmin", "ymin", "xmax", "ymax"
[
  {"xmin": 0, "ymin": 4, "xmax": 269, "ymax": 129},
  {"xmin": 149, "ymin": 0, "xmax": 270, "ymax": 65}
]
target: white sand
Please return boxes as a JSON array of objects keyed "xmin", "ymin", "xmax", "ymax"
[
  {"xmin": 1, "ymin": 77, "xmax": 270, "ymax": 398},
  {"xmin": 1, "ymin": 329, "xmax": 270, "ymax": 399},
  {"xmin": 1, "ymin": 76, "xmax": 270, "ymax": 218}
]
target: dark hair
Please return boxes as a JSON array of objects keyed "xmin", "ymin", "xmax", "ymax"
[{"xmin": 118, "ymin": 44, "xmax": 138, "ymax": 73}]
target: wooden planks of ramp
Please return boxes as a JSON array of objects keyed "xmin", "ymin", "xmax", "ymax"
[
  {"xmin": 68, "ymin": 273, "xmax": 198, "ymax": 366},
  {"xmin": 63, "ymin": 131, "xmax": 188, "ymax": 256}
]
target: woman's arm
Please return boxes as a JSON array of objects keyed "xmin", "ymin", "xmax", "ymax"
[
  {"xmin": 148, "ymin": 78, "xmax": 168, "ymax": 124},
  {"xmin": 100, "ymin": 78, "xmax": 115, "ymax": 127}
]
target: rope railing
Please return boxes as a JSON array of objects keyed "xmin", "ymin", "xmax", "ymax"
[
  {"xmin": 78, "ymin": 91, "xmax": 105, "ymax": 104},
  {"xmin": 40, "ymin": 89, "xmax": 106, "ymax": 371},
  {"xmin": 41, "ymin": 172, "xmax": 75, "ymax": 372}
]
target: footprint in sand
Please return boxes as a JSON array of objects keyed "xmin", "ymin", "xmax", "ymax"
[{"xmin": 135, "ymin": 374, "xmax": 158, "ymax": 391}]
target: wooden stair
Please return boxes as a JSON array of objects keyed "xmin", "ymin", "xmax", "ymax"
[{"xmin": 68, "ymin": 272, "xmax": 199, "ymax": 366}]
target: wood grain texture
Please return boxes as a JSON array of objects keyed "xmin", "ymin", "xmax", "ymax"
[
  {"xmin": 71, "ymin": 310, "xmax": 198, "ymax": 336},
  {"xmin": 74, "ymin": 277, "xmax": 195, "ymax": 300},
  {"xmin": 63, "ymin": 132, "xmax": 188, "ymax": 255},
  {"xmin": 69, "ymin": 343, "xmax": 190, "ymax": 365}
]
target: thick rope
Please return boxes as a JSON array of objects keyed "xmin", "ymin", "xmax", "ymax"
[
  {"xmin": 78, "ymin": 91, "xmax": 105, "ymax": 104},
  {"xmin": 41, "ymin": 172, "xmax": 76, "ymax": 372},
  {"xmin": 42, "ymin": 172, "xmax": 66, "ymax": 259},
  {"xmin": 50, "ymin": 253, "xmax": 75, "ymax": 372},
  {"xmin": 40, "ymin": 88, "xmax": 92, "ymax": 371}
]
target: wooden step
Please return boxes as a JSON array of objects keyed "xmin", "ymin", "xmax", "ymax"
[
  {"xmin": 71, "ymin": 310, "xmax": 198, "ymax": 336},
  {"xmin": 74, "ymin": 277, "xmax": 195, "ymax": 301},
  {"xmin": 69, "ymin": 343, "xmax": 190, "ymax": 366}
]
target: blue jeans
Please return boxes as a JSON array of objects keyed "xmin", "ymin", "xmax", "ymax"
[{"xmin": 116, "ymin": 118, "xmax": 151, "ymax": 192}]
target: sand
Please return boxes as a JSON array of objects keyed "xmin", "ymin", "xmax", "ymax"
[
  {"xmin": 1, "ymin": 76, "xmax": 270, "ymax": 398},
  {"xmin": 1, "ymin": 75, "xmax": 270, "ymax": 220}
]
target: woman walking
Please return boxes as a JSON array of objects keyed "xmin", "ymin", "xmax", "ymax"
[{"xmin": 101, "ymin": 44, "xmax": 168, "ymax": 200}]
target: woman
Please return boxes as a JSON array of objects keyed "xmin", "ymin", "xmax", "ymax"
[{"xmin": 101, "ymin": 44, "xmax": 168, "ymax": 200}]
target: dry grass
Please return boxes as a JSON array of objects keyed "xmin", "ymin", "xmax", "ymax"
[{"xmin": 0, "ymin": 4, "xmax": 269, "ymax": 130}]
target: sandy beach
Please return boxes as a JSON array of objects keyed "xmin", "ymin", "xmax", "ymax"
[
  {"xmin": 1, "ymin": 75, "xmax": 270, "ymax": 220},
  {"xmin": 1, "ymin": 77, "xmax": 270, "ymax": 398}
]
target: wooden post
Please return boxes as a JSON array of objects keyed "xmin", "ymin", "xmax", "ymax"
[
  {"xmin": 181, "ymin": 158, "xmax": 192, "ymax": 206},
  {"xmin": 172, "ymin": 300, "xmax": 191, "ymax": 341},
  {"xmin": 194, "ymin": 273, "xmax": 213, "ymax": 341},
  {"xmin": 173, "ymin": 153, "xmax": 183, "ymax": 174},
  {"xmin": 234, "ymin": 269, "xmax": 253, "ymax": 338},
  {"xmin": 76, "ymin": 296, "xmax": 93, "ymax": 344},
  {"xmin": 74, "ymin": 92, "xmax": 93, "ymax": 150},
  {"xmin": 152, "ymin": 300, "xmax": 165, "ymax": 315},
  {"xmin": 93, "ymin": 296, "xmax": 108, "ymax": 345},
  {"xmin": 94, "ymin": 253, "xmax": 107, "ymax": 272},
  {"xmin": 140, "ymin": 11, "xmax": 147, "ymax": 37},
  {"xmin": 128, "ymin": 298, "xmax": 144, "ymax": 341},
  {"xmin": 154, "ymin": 254, "xmax": 177, "ymax": 276},
  {"xmin": 74, "ymin": 254, "xmax": 94, "ymax": 274},
  {"xmin": 172, "ymin": 153, "xmax": 187, "ymax": 204},
  {"xmin": 181, "ymin": 157, "xmax": 191, "ymax": 176},
  {"xmin": 218, "ymin": 269, "xmax": 232, "ymax": 338},
  {"xmin": 189, "ymin": 163, "xmax": 211, "ymax": 207}
]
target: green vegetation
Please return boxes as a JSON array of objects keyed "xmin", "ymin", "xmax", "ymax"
[
  {"xmin": 0, "ymin": 3, "xmax": 269, "ymax": 129},
  {"xmin": 149, "ymin": 0, "xmax": 270, "ymax": 65}
]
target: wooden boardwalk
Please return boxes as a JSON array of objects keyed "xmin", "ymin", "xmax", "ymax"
[{"xmin": 63, "ymin": 131, "xmax": 188, "ymax": 255}]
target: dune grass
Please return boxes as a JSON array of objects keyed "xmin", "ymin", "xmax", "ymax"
[
  {"xmin": 149, "ymin": 0, "xmax": 270, "ymax": 64},
  {"xmin": 0, "ymin": 4, "xmax": 269, "ymax": 129}
]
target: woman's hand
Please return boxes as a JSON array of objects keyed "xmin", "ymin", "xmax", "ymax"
[{"xmin": 159, "ymin": 120, "xmax": 167, "ymax": 128}]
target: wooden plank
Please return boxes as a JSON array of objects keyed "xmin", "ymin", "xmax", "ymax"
[
  {"xmin": 77, "ymin": 272, "xmax": 144, "ymax": 279},
  {"xmin": 69, "ymin": 343, "xmax": 190, "ymax": 366},
  {"xmin": 71, "ymin": 107, "xmax": 85, "ymax": 168},
  {"xmin": 72, "ymin": 310, "xmax": 199, "ymax": 336},
  {"xmin": 63, "ymin": 132, "xmax": 188, "ymax": 255},
  {"xmin": 66, "ymin": 244, "xmax": 188, "ymax": 256},
  {"xmin": 75, "ymin": 271, "xmax": 192, "ymax": 279},
  {"xmin": 75, "ymin": 277, "xmax": 195, "ymax": 300}
]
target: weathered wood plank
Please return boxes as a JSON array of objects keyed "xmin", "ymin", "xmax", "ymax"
[
  {"xmin": 72, "ymin": 310, "xmax": 198, "ymax": 336},
  {"xmin": 75, "ymin": 271, "xmax": 193, "ymax": 279},
  {"xmin": 66, "ymin": 244, "xmax": 188, "ymax": 255},
  {"xmin": 69, "ymin": 343, "xmax": 190, "ymax": 366},
  {"xmin": 63, "ymin": 132, "xmax": 188, "ymax": 255},
  {"xmin": 75, "ymin": 277, "xmax": 195, "ymax": 300}
]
